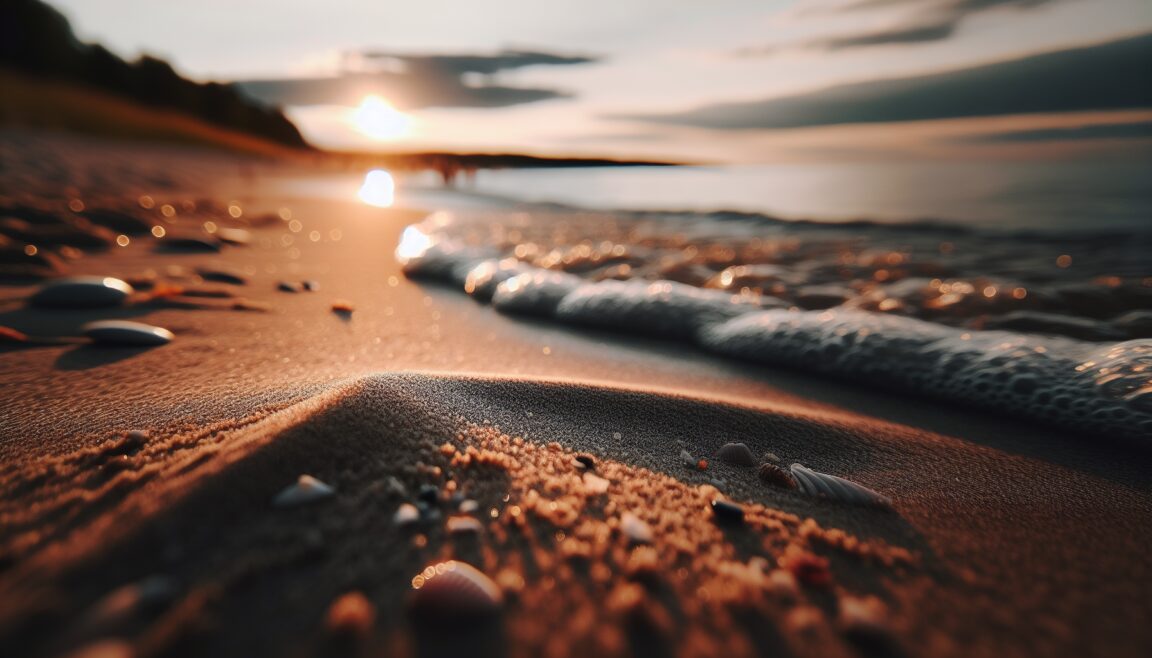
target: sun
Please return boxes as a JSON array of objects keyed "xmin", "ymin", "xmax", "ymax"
[{"xmin": 351, "ymin": 95, "xmax": 412, "ymax": 141}]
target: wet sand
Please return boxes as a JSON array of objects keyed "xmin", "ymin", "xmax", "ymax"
[{"xmin": 1, "ymin": 133, "xmax": 1151, "ymax": 657}]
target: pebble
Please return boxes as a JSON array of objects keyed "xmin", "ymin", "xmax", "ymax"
[
  {"xmin": 679, "ymin": 449, "xmax": 695, "ymax": 468},
  {"xmin": 82, "ymin": 320, "xmax": 174, "ymax": 346},
  {"xmin": 158, "ymin": 236, "xmax": 221, "ymax": 252},
  {"xmin": 196, "ymin": 268, "xmax": 247, "ymax": 285},
  {"xmin": 583, "ymin": 472, "xmax": 611, "ymax": 494},
  {"xmin": 417, "ymin": 484, "xmax": 440, "ymax": 504},
  {"xmin": 277, "ymin": 281, "xmax": 303, "ymax": 293},
  {"xmin": 620, "ymin": 512, "xmax": 653, "ymax": 544},
  {"xmin": 325, "ymin": 591, "xmax": 375, "ymax": 637},
  {"xmin": 710, "ymin": 499, "xmax": 745, "ymax": 524},
  {"xmin": 394, "ymin": 503, "xmax": 420, "ymax": 526},
  {"xmin": 272, "ymin": 474, "xmax": 335, "ymax": 507},
  {"xmin": 447, "ymin": 516, "xmax": 484, "ymax": 534},
  {"xmin": 331, "ymin": 299, "xmax": 355, "ymax": 314},
  {"xmin": 717, "ymin": 442, "xmax": 755, "ymax": 466},
  {"xmin": 30, "ymin": 276, "xmax": 134, "ymax": 308},
  {"xmin": 302, "ymin": 280, "xmax": 320, "ymax": 291},
  {"xmin": 459, "ymin": 499, "xmax": 479, "ymax": 514}
]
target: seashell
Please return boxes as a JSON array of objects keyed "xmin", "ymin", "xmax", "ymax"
[
  {"xmin": 30, "ymin": 276, "xmax": 134, "ymax": 308},
  {"xmin": 758, "ymin": 463, "xmax": 796, "ymax": 489},
  {"xmin": 408, "ymin": 561, "xmax": 502, "ymax": 618},
  {"xmin": 789, "ymin": 464, "xmax": 891, "ymax": 508},
  {"xmin": 82, "ymin": 320, "xmax": 174, "ymax": 346},
  {"xmin": 710, "ymin": 499, "xmax": 745, "ymax": 524},
  {"xmin": 273, "ymin": 474, "xmax": 335, "ymax": 507},
  {"xmin": 620, "ymin": 512, "xmax": 653, "ymax": 544},
  {"xmin": 394, "ymin": 503, "xmax": 420, "ymax": 526},
  {"xmin": 447, "ymin": 516, "xmax": 483, "ymax": 534},
  {"xmin": 196, "ymin": 268, "xmax": 247, "ymax": 285},
  {"xmin": 717, "ymin": 442, "xmax": 755, "ymax": 466}
]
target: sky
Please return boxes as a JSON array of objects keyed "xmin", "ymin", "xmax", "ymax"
[{"xmin": 47, "ymin": 0, "xmax": 1152, "ymax": 162}]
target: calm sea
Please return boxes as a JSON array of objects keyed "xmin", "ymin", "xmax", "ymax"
[{"xmin": 451, "ymin": 160, "xmax": 1152, "ymax": 233}]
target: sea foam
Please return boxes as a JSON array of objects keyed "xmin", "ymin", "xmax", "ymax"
[{"xmin": 398, "ymin": 222, "xmax": 1152, "ymax": 442}]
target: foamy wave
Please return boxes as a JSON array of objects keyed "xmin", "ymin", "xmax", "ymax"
[{"xmin": 398, "ymin": 228, "xmax": 1152, "ymax": 442}]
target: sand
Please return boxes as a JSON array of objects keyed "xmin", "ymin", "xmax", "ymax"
[{"xmin": 1, "ymin": 133, "xmax": 1151, "ymax": 658}]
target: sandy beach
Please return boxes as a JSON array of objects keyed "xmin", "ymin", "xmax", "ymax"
[{"xmin": 1, "ymin": 133, "xmax": 1150, "ymax": 658}]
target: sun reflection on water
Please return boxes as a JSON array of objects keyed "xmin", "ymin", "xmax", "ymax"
[{"xmin": 358, "ymin": 169, "xmax": 396, "ymax": 207}]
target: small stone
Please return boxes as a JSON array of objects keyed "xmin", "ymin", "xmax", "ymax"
[
  {"xmin": 196, "ymin": 268, "xmax": 247, "ymax": 285},
  {"xmin": 583, "ymin": 472, "xmax": 610, "ymax": 494},
  {"xmin": 277, "ymin": 281, "xmax": 303, "ymax": 293},
  {"xmin": 761, "ymin": 451, "xmax": 781, "ymax": 463},
  {"xmin": 385, "ymin": 476, "xmax": 407, "ymax": 497},
  {"xmin": 447, "ymin": 516, "xmax": 483, "ymax": 534},
  {"xmin": 679, "ymin": 449, "xmax": 694, "ymax": 467},
  {"xmin": 273, "ymin": 474, "xmax": 335, "ymax": 507},
  {"xmin": 620, "ymin": 512, "xmax": 653, "ymax": 544},
  {"xmin": 838, "ymin": 595, "xmax": 890, "ymax": 641},
  {"xmin": 710, "ymin": 499, "xmax": 745, "ymax": 524},
  {"xmin": 717, "ymin": 442, "xmax": 755, "ymax": 466},
  {"xmin": 459, "ymin": 499, "xmax": 479, "ymax": 514},
  {"xmin": 325, "ymin": 591, "xmax": 375, "ymax": 637},
  {"xmin": 331, "ymin": 299, "xmax": 355, "ymax": 314},
  {"xmin": 417, "ymin": 484, "xmax": 440, "ymax": 504},
  {"xmin": 30, "ymin": 276, "xmax": 133, "ymax": 308},
  {"xmin": 83, "ymin": 320, "xmax": 174, "ymax": 346},
  {"xmin": 215, "ymin": 228, "xmax": 251, "ymax": 245},
  {"xmin": 302, "ymin": 280, "xmax": 320, "ymax": 291},
  {"xmin": 394, "ymin": 503, "xmax": 420, "ymax": 526}
]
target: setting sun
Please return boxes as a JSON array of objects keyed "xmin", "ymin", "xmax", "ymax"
[{"xmin": 351, "ymin": 95, "xmax": 412, "ymax": 141}]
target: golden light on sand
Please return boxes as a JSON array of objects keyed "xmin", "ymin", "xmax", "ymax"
[
  {"xmin": 352, "ymin": 95, "xmax": 412, "ymax": 141},
  {"xmin": 358, "ymin": 169, "xmax": 396, "ymax": 208}
]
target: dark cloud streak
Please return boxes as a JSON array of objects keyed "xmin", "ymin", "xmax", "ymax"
[
  {"xmin": 622, "ymin": 33, "xmax": 1152, "ymax": 130},
  {"xmin": 234, "ymin": 49, "xmax": 596, "ymax": 110}
]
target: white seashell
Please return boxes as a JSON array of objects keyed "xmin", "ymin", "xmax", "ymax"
[
  {"xmin": 620, "ymin": 512, "xmax": 653, "ymax": 544},
  {"xmin": 30, "ymin": 276, "xmax": 133, "ymax": 308},
  {"xmin": 393, "ymin": 503, "xmax": 420, "ymax": 526},
  {"xmin": 82, "ymin": 320, "xmax": 174, "ymax": 346},
  {"xmin": 273, "ymin": 474, "xmax": 335, "ymax": 507},
  {"xmin": 447, "ymin": 516, "xmax": 484, "ymax": 534},
  {"xmin": 717, "ymin": 442, "xmax": 755, "ymax": 466},
  {"xmin": 789, "ymin": 464, "xmax": 891, "ymax": 508},
  {"xmin": 409, "ymin": 561, "xmax": 502, "ymax": 617}
]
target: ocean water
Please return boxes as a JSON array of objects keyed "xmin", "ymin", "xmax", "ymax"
[{"xmin": 459, "ymin": 161, "xmax": 1152, "ymax": 233}]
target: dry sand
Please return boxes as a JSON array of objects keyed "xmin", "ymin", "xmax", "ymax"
[{"xmin": 1, "ymin": 134, "xmax": 1150, "ymax": 658}]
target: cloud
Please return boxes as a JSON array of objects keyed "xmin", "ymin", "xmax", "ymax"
[
  {"xmin": 620, "ymin": 33, "xmax": 1152, "ymax": 130},
  {"xmin": 750, "ymin": 0, "xmax": 1069, "ymax": 53},
  {"xmin": 959, "ymin": 120, "xmax": 1152, "ymax": 143},
  {"xmin": 234, "ymin": 49, "xmax": 596, "ymax": 110}
]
